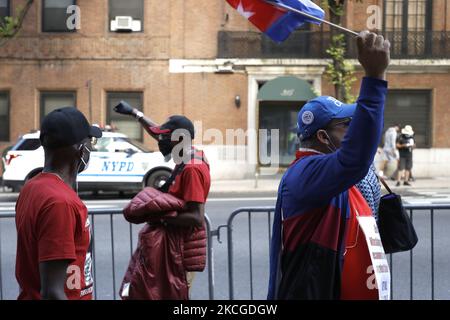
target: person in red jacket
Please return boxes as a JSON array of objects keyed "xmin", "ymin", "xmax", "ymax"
[{"xmin": 114, "ymin": 103, "xmax": 210, "ymax": 298}]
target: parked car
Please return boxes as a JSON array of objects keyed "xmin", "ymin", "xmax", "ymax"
[{"xmin": 2, "ymin": 130, "xmax": 174, "ymax": 193}]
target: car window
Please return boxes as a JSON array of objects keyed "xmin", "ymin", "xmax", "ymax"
[
  {"xmin": 93, "ymin": 137, "xmax": 114, "ymax": 152},
  {"xmin": 113, "ymin": 138, "xmax": 142, "ymax": 152},
  {"xmin": 12, "ymin": 138, "xmax": 41, "ymax": 151},
  {"xmin": 92, "ymin": 137, "xmax": 149, "ymax": 153},
  {"xmin": 112, "ymin": 137, "xmax": 148, "ymax": 153},
  {"xmin": 122, "ymin": 138, "xmax": 150, "ymax": 152}
]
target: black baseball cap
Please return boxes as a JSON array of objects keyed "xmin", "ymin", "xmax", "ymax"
[
  {"xmin": 149, "ymin": 115, "xmax": 195, "ymax": 139},
  {"xmin": 40, "ymin": 107, "xmax": 102, "ymax": 149}
]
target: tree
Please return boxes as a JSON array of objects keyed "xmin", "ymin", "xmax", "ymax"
[
  {"xmin": 0, "ymin": 0, "xmax": 34, "ymax": 47},
  {"xmin": 322, "ymin": 0, "xmax": 362, "ymax": 103}
]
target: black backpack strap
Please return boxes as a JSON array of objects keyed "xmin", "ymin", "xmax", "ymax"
[
  {"xmin": 158, "ymin": 162, "xmax": 186, "ymax": 193},
  {"xmin": 158, "ymin": 151, "xmax": 208, "ymax": 193}
]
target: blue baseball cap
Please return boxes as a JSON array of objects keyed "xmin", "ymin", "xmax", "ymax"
[{"xmin": 297, "ymin": 96, "xmax": 356, "ymax": 141}]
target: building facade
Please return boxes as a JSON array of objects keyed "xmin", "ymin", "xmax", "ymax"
[{"xmin": 0, "ymin": 0, "xmax": 449, "ymax": 179}]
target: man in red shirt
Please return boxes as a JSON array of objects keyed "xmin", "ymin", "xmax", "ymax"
[
  {"xmin": 114, "ymin": 103, "xmax": 210, "ymax": 294},
  {"xmin": 15, "ymin": 107, "xmax": 102, "ymax": 300}
]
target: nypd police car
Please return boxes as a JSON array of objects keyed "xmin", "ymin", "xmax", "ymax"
[{"xmin": 2, "ymin": 130, "xmax": 175, "ymax": 193}]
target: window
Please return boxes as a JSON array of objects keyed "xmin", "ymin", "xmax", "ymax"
[
  {"xmin": 384, "ymin": 0, "xmax": 430, "ymax": 31},
  {"xmin": 384, "ymin": 90, "xmax": 432, "ymax": 148},
  {"xmin": 109, "ymin": 0, "xmax": 143, "ymax": 31},
  {"xmin": 40, "ymin": 91, "xmax": 76, "ymax": 122},
  {"xmin": 0, "ymin": 92, "xmax": 10, "ymax": 141},
  {"xmin": 42, "ymin": 0, "xmax": 76, "ymax": 32},
  {"xmin": 383, "ymin": 0, "xmax": 432, "ymax": 56},
  {"xmin": 0, "ymin": 0, "xmax": 10, "ymax": 20},
  {"xmin": 107, "ymin": 92, "xmax": 143, "ymax": 141}
]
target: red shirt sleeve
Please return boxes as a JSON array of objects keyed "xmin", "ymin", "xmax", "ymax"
[
  {"xmin": 177, "ymin": 166, "xmax": 208, "ymax": 203},
  {"xmin": 36, "ymin": 202, "xmax": 78, "ymax": 262}
]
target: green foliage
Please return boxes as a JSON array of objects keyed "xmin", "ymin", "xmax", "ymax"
[
  {"xmin": 0, "ymin": 1, "xmax": 34, "ymax": 46},
  {"xmin": 321, "ymin": 0, "xmax": 363, "ymax": 16},
  {"xmin": 0, "ymin": 15, "xmax": 20, "ymax": 37},
  {"xmin": 321, "ymin": 0, "xmax": 359, "ymax": 103},
  {"xmin": 325, "ymin": 34, "xmax": 357, "ymax": 103},
  {"xmin": 321, "ymin": 1, "xmax": 345, "ymax": 17}
]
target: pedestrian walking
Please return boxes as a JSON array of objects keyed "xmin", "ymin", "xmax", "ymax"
[{"xmin": 379, "ymin": 124, "xmax": 400, "ymax": 179}]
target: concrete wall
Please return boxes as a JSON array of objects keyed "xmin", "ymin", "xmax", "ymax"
[{"xmin": 375, "ymin": 149, "xmax": 450, "ymax": 178}]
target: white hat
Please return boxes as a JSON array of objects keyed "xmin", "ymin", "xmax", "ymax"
[{"xmin": 402, "ymin": 125, "xmax": 414, "ymax": 135}]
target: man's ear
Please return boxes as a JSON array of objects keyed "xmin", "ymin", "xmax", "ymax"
[{"xmin": 316, "ymin": 129, "xmax": 330, "ymax": 145}]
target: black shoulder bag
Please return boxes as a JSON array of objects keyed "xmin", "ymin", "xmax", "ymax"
[{"xmin": 378, "ymin": 177, "xmax": 419, "ymax": 254}]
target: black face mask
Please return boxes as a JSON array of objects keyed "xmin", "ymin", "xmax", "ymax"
[
  {"xmin": 158, "ymin": 139, "xmax": 173, "ymax": 157},
  {"xmin": 77, "ymin": 144, "xmax": 91, "ymax": 174}
]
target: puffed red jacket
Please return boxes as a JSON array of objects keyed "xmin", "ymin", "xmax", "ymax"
[
  {"xmin": 123, "ymin": 187, "xmax": 184, "ymax": 224},
  {"xmin": 120, "ymin": 187, "xmax": 207, "ymax": 300}
]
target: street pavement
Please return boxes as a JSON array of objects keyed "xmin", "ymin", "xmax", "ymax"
[{"xmin": 1, "ymin": 178, "xmax": 450, "ymax": 300}]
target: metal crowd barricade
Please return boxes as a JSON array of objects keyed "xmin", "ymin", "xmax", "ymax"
[
  {"xmin": 1, "ymin": 204, "xmax": 450, "ymax": 300},
  {"xmin": 0, "ymin": 209, "xmax": 215, "ymax": 300},
  {"xmin": 223, "ymin": 204, "xmax": 450, "ymax": 300}
]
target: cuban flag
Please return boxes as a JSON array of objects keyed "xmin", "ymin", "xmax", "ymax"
[{"xmin": 226, "ymin": 0, "xmax": 325, "ymax": 43}]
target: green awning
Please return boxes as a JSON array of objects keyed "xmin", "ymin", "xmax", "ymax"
[{"xmin": 257, "ymin": 76, "xmax": 317, "ymax": 101}]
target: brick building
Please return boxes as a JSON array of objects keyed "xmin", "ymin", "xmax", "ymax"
[{"xmin": 0, "ymin": 0, "xmax": 449, "ymax": 179}]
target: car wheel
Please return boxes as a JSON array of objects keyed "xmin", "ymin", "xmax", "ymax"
[{"xmin": 145, "ymin": 170, "xmax": 171, "ymax": 189}]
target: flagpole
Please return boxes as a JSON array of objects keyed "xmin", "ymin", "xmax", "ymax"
[{"xmin": 264, "ymin": 0, "xmax": 360, "ymax": 37}]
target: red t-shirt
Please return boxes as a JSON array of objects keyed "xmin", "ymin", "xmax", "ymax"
[
  {"xmin": 340, "ymin": 187, "xmax": 379, "ymax": 300},
  {"xmin": 168, "ymin": 150, "xmax": 211, "ymax": 204},
  {"xmin": 15, "ymin": 173, "xmax": 93, "ymax": 300}
]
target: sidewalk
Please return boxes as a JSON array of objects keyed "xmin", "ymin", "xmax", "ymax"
[
  {"xmin": 2, "ymin": 177, "xmax": 450, "ymax": 199},
  {"xmin": 209, "ymin": 178, "xmax": 280, "ymax": 197},
  {"xmin": 209, "ymin": 176, "xmax": 450, "ymax": 197}
]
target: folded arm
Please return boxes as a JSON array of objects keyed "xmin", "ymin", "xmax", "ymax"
[
  {"xmin": 123, "ymin": 188, "xmax": 186, "ymax": 224},
  {"xmin": 164, "ymin": 202, "xmax": 205, "ymax": 228}
]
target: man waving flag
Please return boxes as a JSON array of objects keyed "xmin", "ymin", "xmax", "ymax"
[{"xmin": 226, "ymin": 0, "xmax": 325, "ymax": 42}]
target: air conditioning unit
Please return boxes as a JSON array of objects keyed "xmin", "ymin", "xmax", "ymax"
[{"xmin": 111, "ymin": 16, "xmax": 142, "ymax": 32}]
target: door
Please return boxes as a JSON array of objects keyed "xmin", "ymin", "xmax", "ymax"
[{"xmin": 258, "ymin": 101, "xmax": 305, "ymax": 167}]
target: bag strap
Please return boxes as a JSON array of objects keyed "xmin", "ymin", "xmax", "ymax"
[
  {"xmin": 158, "ymin": 150, "xmax": 207, "ymax": 193},
  {"xmin": 159, "ymin": 162, "xmax": 186, "ymax": 193},
  {"xmin": 378, "ymin": 175, "xmax": 394, "ymax": 195}
]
